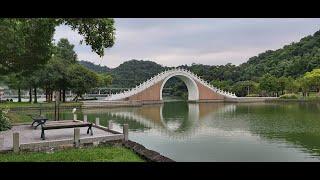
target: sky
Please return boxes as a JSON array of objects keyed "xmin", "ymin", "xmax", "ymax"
[{"xmin": 53, "ymin": 18, "xmax": 320, "ymax": 68}]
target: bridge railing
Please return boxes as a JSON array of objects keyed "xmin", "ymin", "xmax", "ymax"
[{"xmin": 105, "ymin": 68, "xmax": 237, "ymax": 100}]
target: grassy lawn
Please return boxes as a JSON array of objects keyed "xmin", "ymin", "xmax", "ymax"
[
  {"xmin": 0, "ymin": 102, "xmax": 83, "ymax": 124},
  {"xmin": 6, "ymin": 112, "xmax": 33, "ymax": 123},
  {"xmin": 0, "ymin": 145, "xmax": 145, "ymax": 162},
  {"xmin": 0, "ymin": 101, "xmax": 82, "ymax": 109}
]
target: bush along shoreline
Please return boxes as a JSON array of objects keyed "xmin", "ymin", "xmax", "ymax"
[{"xmin": 0, "ymin": 107, "xmax": 11, "ymax": 131}]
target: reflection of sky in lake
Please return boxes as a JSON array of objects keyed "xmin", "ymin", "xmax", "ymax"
[{"xmin": 38, "ymin": 101, "xmax": 320, "ymax": 161}]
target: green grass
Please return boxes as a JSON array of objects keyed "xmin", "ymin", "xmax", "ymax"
[
  {"xmin": 0, "ymin": 102, "xmax": 82, "ymax": 124},
  {"xmin": 0, "ymin": 145, "xmax": 145, "ymax": 162},
  {"xmin": 6, "ymin": 112, "xmax": 33, "ymax": 123},
  {"xmin": 0, "ymin": 102, "xmax": 82, "ymax": 109}
]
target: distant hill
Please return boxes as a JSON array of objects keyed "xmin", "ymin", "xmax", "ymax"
[
  {"xmin": 111, "ymin": 60, "xmax": 166, "ymax": 88},
  {"xmin": 79, "ymin": 61, "xmax": 111, "ymax": 73},
  {"xmin": 239, "ymin": 30, "xmax": 320, "ymax": 80},
  {"xmin": 80, "ymin": 29, "xmax": 320, "ymax": 88},
  {"xmin": 79, "ymin": 59, "xmax": 166, "ymax": 88}
]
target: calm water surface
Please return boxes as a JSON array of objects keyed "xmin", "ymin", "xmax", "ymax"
[{"xmin": 48, "ymin": 101, "xmax": 320, "ymax": 161}]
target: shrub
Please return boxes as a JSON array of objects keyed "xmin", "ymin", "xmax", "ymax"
[
  {"xmin": 0, "ymin": 107, "xmax": 11, "ymax": 131},
  {"xmin": 279, "ymin": 93, "xmax": 299, "ymax": 99}
]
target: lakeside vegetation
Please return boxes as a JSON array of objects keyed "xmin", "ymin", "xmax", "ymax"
[
  {"xmin": 1, "ymin": 24, "xmax": 320, "ymax": 132},
  {"xmin": 0, "ymin": 145, "xmax": 144, "ymax": 162},
  {"xmin": 0, "ymin": 18, "xmax": 116, "ymax": 132},
  {"xmin": 79, "ymin": 29, "xmax": 320, "ymax": 98},
  {"xmin": 0, "ymin": 18, "xmax": 115, "ymax": 104}
]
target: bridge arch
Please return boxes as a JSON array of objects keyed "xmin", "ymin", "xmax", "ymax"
[
  {"xmin": 104, "ymin": 68, "xmax": 237, "ymax": 101},
  {"xmin": 160, "ymin": 72, "xmax": 199, "ymax": 101}
]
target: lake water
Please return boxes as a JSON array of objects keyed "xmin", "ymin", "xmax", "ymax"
[{"xmin": 45, "ymin": 101, "xmax": 320, "ymax": 161}]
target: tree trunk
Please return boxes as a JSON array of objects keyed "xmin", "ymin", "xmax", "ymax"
[
  {"xmin": 45, "ymin": 88, "xmax": 48, "ymax": 102},
  {"xmin": 59, "ymin": 89, "xmax": 62, "ymax": 101},
  {"xmin": 63, "ymin": 89, "xmax": 66, "ymax": 102},
  {"xmin": 34, "ymin": 87, "xmax": 37, "ymax": 103},
  {"xmin": 18, "ymin": 88, "xmax": 21, "ymax": 102},
  {"xmin": 29, "ymin": 88, "xmax": 32, "ymax": 103}
]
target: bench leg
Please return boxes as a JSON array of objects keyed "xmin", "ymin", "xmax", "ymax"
[
  {"xmin": 87, "ymin": 125, "xmax": 93, "ymax": 136},
  {"xmin": 35, "ymin": 123, "xmax": 41, "ymax": 129},
  {"xmin": 31, "ymin": 120, "xmax": 36, "ymax": 127},
  {"xmin": 41, "ymin": 129, "xmax": 45, "ymax": 140}
]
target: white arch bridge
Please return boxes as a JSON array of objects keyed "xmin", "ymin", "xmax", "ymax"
[{"xmin": 104, "ymin": 68, "xmax": 237, "ymax": 102}]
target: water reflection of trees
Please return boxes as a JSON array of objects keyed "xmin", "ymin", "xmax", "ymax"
[
  {"xmin": 227, "ymin": 102, "xmax": 320, "ymax": 156},
  {"xmin": 40, "ymin": 101, "xmax": 320, "ymax": 157}
]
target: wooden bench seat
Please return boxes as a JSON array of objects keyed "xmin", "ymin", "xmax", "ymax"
[{"xmin": 40, "ymin": 120, "xmax": 93, "ymax": 140}]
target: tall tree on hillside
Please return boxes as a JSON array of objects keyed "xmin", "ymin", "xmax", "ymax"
[
  {"xmin": 259, "ymin": 74, "xmax": 280, "ymax": 97},
  {"xmin": 303, "ymin": 68, "xmax": 320, "ymax": 95},
  {"xmin": 285, "ymin": 77, "xmax": 300, "ymax": 94}
]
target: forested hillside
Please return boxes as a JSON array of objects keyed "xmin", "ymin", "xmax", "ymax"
[
  {"xmin": 239, "ymin": 30, "xmax": 320, "ymax": 80},
  {"xmin": 80, "ymin": 29, "xmax": 320, "ymax": 97},
  {"xmin": 79, "ymin": 61, "xmax": 111, "ymax": 73}
]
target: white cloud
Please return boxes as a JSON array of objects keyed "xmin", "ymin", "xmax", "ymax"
[{"xmin": 53, "ymin": 18, "xmax": 320, "ymax": 68}]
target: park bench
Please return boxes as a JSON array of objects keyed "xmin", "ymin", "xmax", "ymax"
[
  {"xmin": 29, "ymin": 115, "xmax": 48, "ymax": 129},
  {"xmin": 40, "ymin": 120, "xmax": 93, "ymax": 140}
]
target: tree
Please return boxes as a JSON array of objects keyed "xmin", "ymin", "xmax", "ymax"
[
  {"xmin": 232, "ymin": 80, "xmax": 259, "ymax": 97},
  {"xmin": 37, "ymin": 57, "xmax": 69, "ymax": 102},
  {"xmin": 297, "ymin": 77, "xmax": 310, "ymax": 97},
  {"xmin": 259, "ymin": 74, "xmax": 280, "ymax": 96},
  {"xmin": 210, "ymin": 80, "xmax": 233, "ymax": 92},
  {"xmin": 285, "ymin": 77, "xmax": 300, "ymax": 94},
  {"xmin": 0, "ymin": 18, "xmax": 115, "ymax": 75},
  {"xmin": 98, "ymin": 74, "xmax": 113, "ymax": 87},
  {"xmin": 68, "ymin": 64, "xmax": 100, "ymax": 101},
  {"xmin": 52, "ymin": 38, "xmax": 78, "ymax": 102},
  {"xmin": 278, "ymin": 76, "xmax": 289, "ymax": 95},
  {"xmin": 303, "ymin": 68, "xmax": 320, "ymax": 95},
  {"xmin": 0, "ymin": 19, "xmax": 55, "ymax": 75},
  {"xmin": 54, "ymin": 38, "xmax": 77, "ymax": 63},
  {"xmin": 3, "ymin": 73, "xmax": 27, "ymax": 102}
]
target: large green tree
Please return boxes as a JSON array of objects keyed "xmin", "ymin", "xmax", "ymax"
[
  {"xmin": 54, "ymin": 38, "xmax": 77, "ymax": 63},
  {"xmin": 303, "ymin": 68, "xmax": 320, "ymax": 95},
  {"xmin": 68, "ymin": 64, "xmax": 100, "ymax": 101},
  {"xmin": 0, "ymin": 18, "xmax": 115, "ymax": 75},
  {"xmin": 259, "ymin": 74, "xmax": 280, "ymax": 97}
]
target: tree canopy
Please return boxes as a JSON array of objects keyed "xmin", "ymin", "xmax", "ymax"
[{"xmin": 0, "ymin": 18, "xmax": 115, "ymax": 75}]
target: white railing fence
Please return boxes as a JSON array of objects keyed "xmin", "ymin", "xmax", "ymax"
[{"xmin": 105, "ymin": 68, "xmax": 237, "ymax": 100}]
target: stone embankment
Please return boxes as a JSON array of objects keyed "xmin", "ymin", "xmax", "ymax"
[{"xmin": 122, "ymin": 140, "xmax": 174, "ymax": 162}]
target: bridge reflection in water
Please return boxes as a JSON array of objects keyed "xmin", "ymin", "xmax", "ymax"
[
  {"xmin": 46, "ymin": 101, "xmax": 320, "ymax": 161},
  {"xmin": 82, "ymin": 102, "xmax": 237, "ymax": 139}
]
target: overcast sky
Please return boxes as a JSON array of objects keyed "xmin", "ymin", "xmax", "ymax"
[{"xmin": 54, "ymin": 18, "xmax": 320, "ymax": 68}]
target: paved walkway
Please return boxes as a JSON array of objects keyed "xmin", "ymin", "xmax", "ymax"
[{"xmin": 0, "ymin": 124, "xmax": 115, "ymax": 151}]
